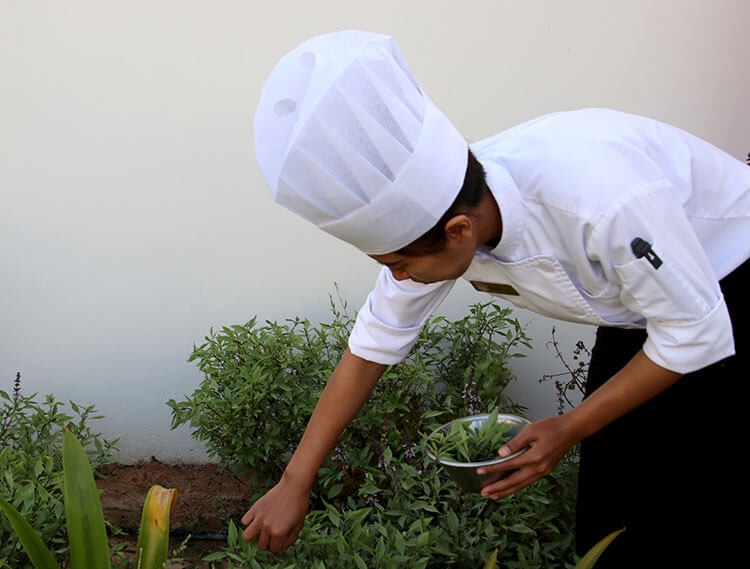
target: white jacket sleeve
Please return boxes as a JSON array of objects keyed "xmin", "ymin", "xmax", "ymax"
[
  {"xmin": 592, "ymin": 182, "xmax": 735, "ymax": 374},
  {"xmin": 348, "ymin": 267, "xmax": 455, "ymax": 365}
]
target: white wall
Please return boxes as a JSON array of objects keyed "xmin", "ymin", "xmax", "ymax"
[{"xmin": 1, "ymin": 0, "xmax": 747, "ymax": 462}]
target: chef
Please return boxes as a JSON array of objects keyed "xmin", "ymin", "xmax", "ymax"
[{"xmin": 244, "ymin": 30, "xmax": 749, "ymax": 567}]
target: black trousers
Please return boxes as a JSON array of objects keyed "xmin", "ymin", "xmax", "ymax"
[{"xmin": 575, "ymin": 259, "xmax": 747, "ymax": 568}]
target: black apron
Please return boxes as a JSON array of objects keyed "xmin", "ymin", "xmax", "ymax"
[{"xmin": 575, "ymin": 259, "xmax": 747, "ymax": 568}]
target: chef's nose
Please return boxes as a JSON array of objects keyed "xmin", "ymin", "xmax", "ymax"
[{"xmin": 390, "ymin": 268, "xmax": 411, "ymax": 281}]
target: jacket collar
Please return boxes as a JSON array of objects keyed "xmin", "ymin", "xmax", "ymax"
[{"xmin": 478, "ymin": 158, "xmax": 525, "ymax": 260}]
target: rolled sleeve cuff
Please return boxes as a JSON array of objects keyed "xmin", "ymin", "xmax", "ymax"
[
  {"xmin": 348, "ymin": 268, "xmax": 455, "ymax": 365},
  {"xmin": 643, "ymin": 295, "xmax": 735, "ymax": 374},
  {"xmin": 348, "ymin": 299, "xmax": 426, "ymax": 365}
]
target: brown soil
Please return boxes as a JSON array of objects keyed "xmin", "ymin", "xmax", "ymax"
[{"xmin": 96, "ymin": 458, "xmax": 250, "ymax": 568}]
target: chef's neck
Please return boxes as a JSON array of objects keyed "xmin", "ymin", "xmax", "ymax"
[{"xmin": 476, "ymin": 184, "xmax": 503, "ymax": 250}]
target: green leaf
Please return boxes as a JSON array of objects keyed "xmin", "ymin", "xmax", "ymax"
[
  {"xmin": 327, "ymin": 483, "xmax": 344, "ymax": 499},
  {"xmin": 345, "ymin": 507, "xmax": 371, "ymax": 527},
  {"xmin": 394, "ymin": 530, "xmax": 406, "ymax": 555},
  {"xmin": 353, "ymin": 553, "xmax": 367, "ymax": 569},
  {"xmin": 509, "ymin": 522, "xmax": 536, "ymax": 535},
  {"xmin": 228, "ymin": 519, "xmax": 239, "ymax": 544},
  {"xmin": 375, "ymin": 537, "xmax": 386, "ymax": 559},
  {"xmin": 62, "ymin": 429, "xmax": 112, "ymax": 569},
  {"xmin": 0, "ymin": 496, "xmax": 59, "ymax": 569},
  {"xmin": 325, "ymin": 503, "xmax": 341, "ymax": 528},
  {"xmin": 446, "ymin": 509, "xmax": 459, "ymax": 534}
]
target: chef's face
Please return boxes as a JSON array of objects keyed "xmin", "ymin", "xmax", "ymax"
[{"xmin": 370, "ymin": 223, "xmax": 477, "ymax": 284}]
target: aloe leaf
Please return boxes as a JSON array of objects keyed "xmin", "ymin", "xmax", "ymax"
[
  {"xmin": 135, "ymin": 485, "xmax": 178, "ymax": 569},
  {"xmin": 483, "ymin": 547, "xmax": 498, "ymax": 569},
  {"xmin": 0, "ymin": 497, "xmax": 59, "ymax": 569},
  {"xmin": 62, "ymin": 428, "xmax": 111, "ymax": 569},
  {"xmin": 574, "ymin": 528, "xmax": 625, "ymax": 569}
]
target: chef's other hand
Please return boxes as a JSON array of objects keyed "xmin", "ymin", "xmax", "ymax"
[
  {"xmin": 476, "ymin": 416, "xmax": 576, "ymax": 500},
  {"xmin": 241, "ymin": 476, "xmax": 309, "ymax": 556}
]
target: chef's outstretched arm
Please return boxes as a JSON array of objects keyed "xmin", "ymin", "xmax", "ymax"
[
  {"xmin": 241, "ymin": 347, "xmax": 387, "ymax": 555},
  {"xmin": 477, "ymin": 349, "xmax": 682, "ymax": 499}
]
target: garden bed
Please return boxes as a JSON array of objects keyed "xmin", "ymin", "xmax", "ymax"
[
  {"xmin": 3, "ymin": 304, "xmax": 581, "ymax": 568},
  {"xmin": 97, "ymin": 459, "xmax": 248, "ymax": 568}
]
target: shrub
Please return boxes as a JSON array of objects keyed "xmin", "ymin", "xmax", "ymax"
[
  {"xmin": 170, "ymin": 298, "xmax": 579, "ymax": 567},
  {"xmin": 0, "ymin": 379, "xmax": 117, "ymax": 569}
]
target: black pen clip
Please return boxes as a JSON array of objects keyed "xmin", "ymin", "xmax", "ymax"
[{"xmin": 630, "ymin": 237, "xmax": 662, "ymax": 269}]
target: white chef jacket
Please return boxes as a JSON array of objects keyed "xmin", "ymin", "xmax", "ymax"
[{"xmin": 348, "ymin": 109, "xmax": 750, "ymax": 375}]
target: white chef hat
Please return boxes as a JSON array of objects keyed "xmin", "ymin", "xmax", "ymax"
[{"xmin": 254, "ymin": 30, "xmax": 468, "ymax": 254}]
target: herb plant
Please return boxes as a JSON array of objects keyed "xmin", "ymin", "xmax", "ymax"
[
  {"xmin": 171, "ymin": 297, "xmax": 581, "ymax": 568},
  {"xmin": 0, "ymin": 377, "xmax": 117, "ymax": 569}
]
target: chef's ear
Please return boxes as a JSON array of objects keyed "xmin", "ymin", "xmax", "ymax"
[{"xmin": 443, "ymin": 214, "xmax": 474, "ymax": 243}]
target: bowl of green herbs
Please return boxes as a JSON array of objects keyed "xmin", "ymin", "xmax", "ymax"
[{"xmin": 424, "ymin": 408, "xmax": 530, "ymax": 493}]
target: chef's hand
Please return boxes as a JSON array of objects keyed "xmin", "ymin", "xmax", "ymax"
[
  {"xmin": 241, "ymin": 349, "xmax": 387, "ymax": 556},
  {"xmin": 476, "ymin": 415, "xmax": 576, "ymax": 500},
  {"xmin": 241, "ymin": 475, "xmax": 310, "ymax": 556},
  {"xmin": 477, "ymin": 350, "xmax": 685, "ymax": 500}
]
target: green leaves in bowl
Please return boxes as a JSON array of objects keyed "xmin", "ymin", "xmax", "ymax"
[{"xmin": 426, "ymin": 408, "xmax": 514, "ymax": 463}]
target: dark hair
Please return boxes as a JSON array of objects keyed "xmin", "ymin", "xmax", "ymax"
[{"xmin": 395, "ymin": 149, "xmax": 487, "ymax": 256}]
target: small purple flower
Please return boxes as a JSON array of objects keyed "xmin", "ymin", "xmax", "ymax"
[
  {"xmin": 463, "ymin": 376, "xmax": 482, "ymax": 415},
  {"xmin": 333, "ymin": 442, "xmax": 348, "ymax": 463},
  {"xmin": 12, "ymin": 372, "xmax": 21, "ymax": 400},
  {"xmin": 404, "ymin": 444, "xmax": 417, "ymax": 460},
  {"xmin": 377, "ymin": 454, "xmax": 397, "ymax": 473}
]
